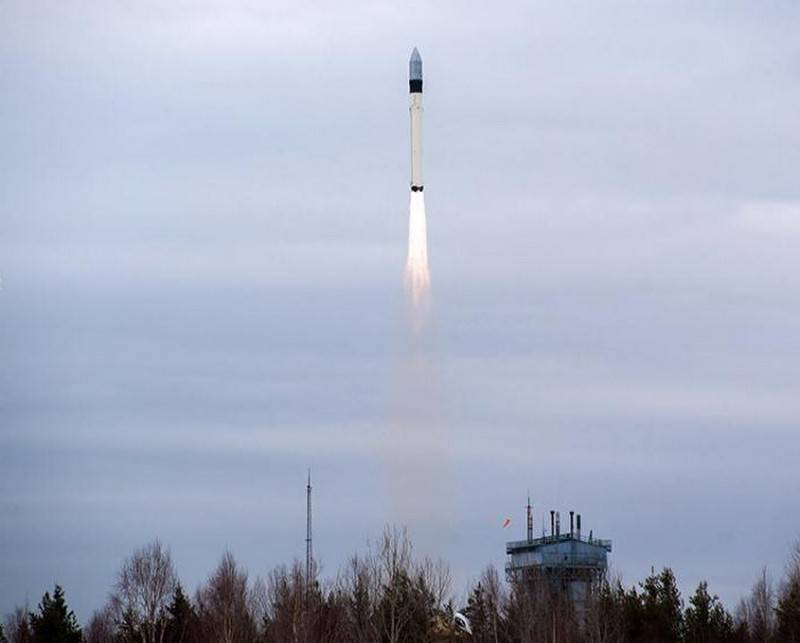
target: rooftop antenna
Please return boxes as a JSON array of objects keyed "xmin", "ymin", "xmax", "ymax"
[
  {"xmin": 526, "ymin": 493, "xmax": 533, "ymax": 543},
  {"xmin": 306, "ymin": 469, "xmax": 313, "ymax": 594}
]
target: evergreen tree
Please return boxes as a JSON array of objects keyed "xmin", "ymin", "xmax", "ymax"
[
  {"xmin": 164, "ymin": 585, "xmax": 197, "ymax": 643},
  {"xmin": 463, "ymin": 575, "xmax": 506, "ymax": 643},
  {"xmin": 0, "ymin": 622, "xmax": 6, "ymax": 643},
  {"xmin": 684, "ymin": 581, "xmax": 734, "ymax": 643},
  {"xmin": 375, "ymin": 567, "xmax": 438, "ymax": 642},
  {"xmin": 622, "ymin": 585, "xmax": 646, "ymax": 642},
  {"xmin": 410, "ymin": 570, "xmax": 437, "ymax": 638},
  {"xmin": 776, "ymin": 572, "xmax": 800, "ymax": 642},
  {"xmin": 28, "ymin": 585, "xmax": 82, "ymax": 643},
  {"xmin": 628, "ymin": 568, "xmax": 683, "ymax": 642},
  {"xmin": 463, "ymin": 582, "xmax": 493, "ymax": 642}
]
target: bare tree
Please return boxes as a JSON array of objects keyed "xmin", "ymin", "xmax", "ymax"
[
  {"xmin": 747, "ymin": 566, "xmax": 775, "ymax": 642},
  {"xmin": 336, "ymin": 553, "xmax": 379, "ymax": 643},
  {"xmin": 249, "ymin": 575, "xmax": 270, "ymax": 634},
  {"xmin": 367, "ymin": 526, "xmax": 456, "ymax": 642},
  {"xmin": 418, "ymin": 556, "xmax": 452, "ymax": 611},
  {"xmin": 583, "ymin": 571, "xmax": 625, "ymax": 643},
  {"xmin": 4, "ymin": 606, "xmax": 32, "ymax": 643},
  {"xmin": 482, "ymin": 565, "xmax": 507, "ymax": 643},
  {"xmin": 114, "ymin": 539, "xmax": 177, "ymax": 643},
  {"xmin": 373, "ymin": 525, "xmax": 416, "ymax": 643},
  {"xmin": 84, "ymin": 604, "xmax": 116, "ymax": 643},
  {"xmin": 505, "ymin": 574, "xmax": 541, "ymax": 642},
  {"xmin": 262, "ymin": 562, "xmax": 304, "ymax": 642},
  {"xmin": 789, "ymin": 540, "xmax": 800, "ymax": 573},
  {"xmin": 777, "ymin": 540, "xmax": 800, "ymax": 642},
  {"xmin": 196, "ymin": 551, "xmax": 257, "ymax": 643},
  {"xmin": 734, "ymin": 594, "xmax": 751, "ymax": 637},
  {"xmin": 505, "ymin": 567, "xmax": 582, "ymax": 643}
]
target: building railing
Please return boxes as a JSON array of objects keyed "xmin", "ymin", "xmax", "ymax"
[{"xmin": 506, "ymin": 535, "xmax": 612, "ymax": 553}]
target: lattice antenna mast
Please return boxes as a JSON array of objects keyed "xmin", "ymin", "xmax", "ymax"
[
  {"xmin": 306, "ymin": 469, "xmax": 313, "ymax": 591},
  {"xmin": 527, "ymin": 493, "xmax": 533, "ymax": 543}
]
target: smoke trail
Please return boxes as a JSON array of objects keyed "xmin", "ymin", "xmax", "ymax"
[
  {"xmin": 386, "ymin": 192, "xmax": 453, "ymax": 545},
  {"xmin": 404, "ymin": 191, "xmax": 431, "ymax": 325}
]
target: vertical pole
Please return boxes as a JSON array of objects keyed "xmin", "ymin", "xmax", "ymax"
[
  {"xmin": 306, "ymin": 469, "xmax": 312, "ymax": 594},
  {"xmin": 303, "ymin": 470, "xmax": 312, "ymax": 643},
  {"xmin": 527, "ymin": 494, "xmax": 533, "ymax": 543}
]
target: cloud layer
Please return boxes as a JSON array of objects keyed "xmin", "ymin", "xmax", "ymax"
[{"xmin": 2, "ymin": 1, "xmax": 799, "ymax": 619}]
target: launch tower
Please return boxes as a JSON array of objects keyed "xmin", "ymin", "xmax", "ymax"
[{"xmin": 506, "ymin": 503, "xmax": 612, "ymax": 615}]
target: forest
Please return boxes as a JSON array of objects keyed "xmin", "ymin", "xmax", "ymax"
[{"xmin": 3, "ymin": 527, "xmax": 799, "ymax": 643}]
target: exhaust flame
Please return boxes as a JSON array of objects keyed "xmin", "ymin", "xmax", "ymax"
[{"xmin": 404, "ymin": 192, "xmax": 430, "ymax": 315}]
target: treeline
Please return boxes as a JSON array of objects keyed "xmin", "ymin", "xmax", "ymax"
[{"xmin": 3, "ymin": 527, "xmax": 800, "ymax": 643}]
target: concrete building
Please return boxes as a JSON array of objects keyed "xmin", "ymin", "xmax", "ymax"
[{"xmin": 506, "ymin": 501, "xmax": 612, "ymax": 614}]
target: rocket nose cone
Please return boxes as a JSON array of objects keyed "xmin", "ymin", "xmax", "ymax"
[{"xmin": 409, "ymin": 47, "xmax": 423, "ymax": 81}]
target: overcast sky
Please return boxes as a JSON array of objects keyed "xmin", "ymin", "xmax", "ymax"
[{"xmin": 2, "ymin": 1, "xmax": 800, "ymax": 621}]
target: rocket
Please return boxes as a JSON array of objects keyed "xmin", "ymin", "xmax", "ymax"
[{"xmin": 409, "ymin": 47, "xmax": 424, "ymax": 192}]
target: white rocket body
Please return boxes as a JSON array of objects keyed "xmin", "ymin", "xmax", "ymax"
[
  {"xmin": 409, "ymin": 48, "xmax": 424, "ymax": 192},
  {"xmin": 410, "ymin": 92, "xmax": 423, "ymax": 191}
]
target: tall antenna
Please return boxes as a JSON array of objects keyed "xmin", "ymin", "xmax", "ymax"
[
  {"xmin": 306, "ymin": 469, "xmax": 312, "ymax": 593},
  {"xmin": 526, "ymin": 493, "xmax": 533, "ymax": 543}
]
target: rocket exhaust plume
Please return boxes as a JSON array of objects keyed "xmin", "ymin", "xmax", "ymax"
[{"xmin": 404, "ymin": 191, "xmax": 430, "ymax": 316}]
